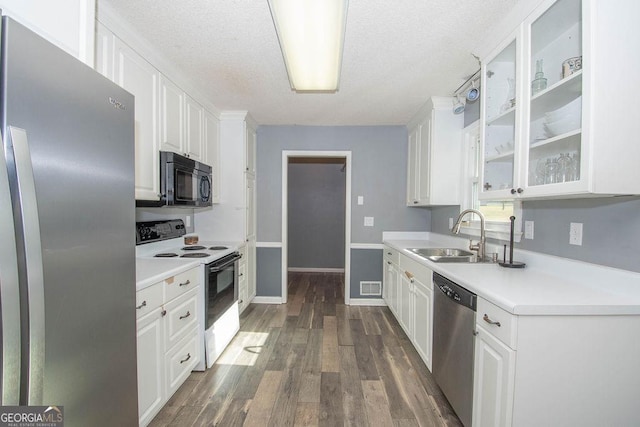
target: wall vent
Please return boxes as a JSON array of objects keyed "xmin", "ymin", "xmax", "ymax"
[{"xmin": 360, "ymin": 281, "xmax": 382, "ymax": 296}]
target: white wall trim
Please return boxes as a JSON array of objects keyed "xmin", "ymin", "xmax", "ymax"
[
  {"xmin": 252, "ymin": 296, "xmax": 284, "ymax": 304},
  {"xmin": 256, "ymin": 241, "xmax": 283, "ymax": 248},
  {"xmin": 350, "ymin": 243, "xmax": 384, "ymax": 250},
  {"xmin": 288, "ymin": 268, "xmax": 345, "ymax": 273},
  {"xmin": 282, "ymin": 150, "xmax": 352, "ymax": 305},
  {"xmin": 348, "ymin": 298, "xmax": 387, "ymax": 307}
]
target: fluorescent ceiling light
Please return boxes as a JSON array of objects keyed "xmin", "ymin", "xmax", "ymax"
[{"xmin": 268, "ymin": 0, "xmax": 348, "ymax": 92}]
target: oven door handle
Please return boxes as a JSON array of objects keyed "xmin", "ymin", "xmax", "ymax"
[{"xmin": 208, "ymin": 253, "xmax": 242, "ymax": 272}]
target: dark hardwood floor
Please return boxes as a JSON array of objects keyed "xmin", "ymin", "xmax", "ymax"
[{"xmin": 150, "ymin": 272, "xmax": 462, "ymax": 427}]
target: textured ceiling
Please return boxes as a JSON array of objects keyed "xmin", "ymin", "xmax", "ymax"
[{"xmin": 101, "ymin": 0, "xmax": 520, "ymax": 125}]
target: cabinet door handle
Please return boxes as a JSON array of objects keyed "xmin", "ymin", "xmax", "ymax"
[
  {"xmin": 510, "ymin": 188, "xmax": 517, "ymax": 195},
  {"xmin": 387, "ymin": 261, "xmax": 392, "ymax": 265},
  {"xmin": 387, "ymin": 252, "xmax": 392, "ymax": 256},
  {"xmin": 483, "ymin": 314, "xmax": 501, "ymax": 327},
  {"xmin": 179, "ymin": 280, "xmax": 190, "ymax": 287},
  {"xmin": 517, "ymin": 187, "xmax": 524, "ymax": 194},
  {"xmin": 180, "ymin": 353, "xmax": 191, "ymax": 364},
  {"xmin": 136, "ymin": 301, "xmax": 146, "ymax": 310},
  {"xmin": 179, "ymin": 311, "xmax": 191, "ymax": 320},
  {"xmin": 413, "ymin": 200, "xmax": 419, "ymax": 204},
  {"xmin": 239, "ymin": 273, "xmax": 244, "ymax": 277},
  {"xmin": 161, "ymin": 309, "xmax": 167, "ymax": 317}
]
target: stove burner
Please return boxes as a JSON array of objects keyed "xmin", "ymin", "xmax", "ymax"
[
  {"xmin": 209, "ymin": 246, "xmax": 228, "ymax": 250},
  {"xmin": 182, "ymin": 245, "xmax": 206, "ymax": 251},
  {"xmin": 155, "ymin": 253, "xmax": 179, "ymax": 258},
  {"xmin": 181, "ymin": 253, "xmax": 209, "ymax": 258}
]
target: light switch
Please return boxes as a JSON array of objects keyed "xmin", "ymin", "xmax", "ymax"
[
  {"xmin": 185, "ymin": 215, "xmax": 191, "ymax": 227},
  {"xmin": 357, "ymin": 196, "xmax": 364, "ymax": 205},
  {"xmin": 449, "ymin": 218, "xmax": 453, "ymax": 229},
  {"xmin": 364, "ymin": 217, "xmax": 374, "ymax": 227}
]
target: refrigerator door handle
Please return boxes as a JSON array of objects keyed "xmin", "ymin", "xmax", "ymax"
[
  {"xmin": 0, "ymin": 131, "xmax": 21, "ymax": 405},
  {"xmin": 8, "ymin": 127, "xmax": 45, "ymax": 405}
]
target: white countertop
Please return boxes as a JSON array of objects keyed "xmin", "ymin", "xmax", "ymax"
[
  {"xmin": 135, "ymin": 258, "xmax": 201, "ymax": 291},
  {"xmin": 384, "ymin": 234, "xmax": 640, "ymax": 316}
]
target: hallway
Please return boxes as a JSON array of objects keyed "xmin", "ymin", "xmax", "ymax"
[{"xmin": 150, "ymin": 272, "xmax": 462, "ymax": 426}]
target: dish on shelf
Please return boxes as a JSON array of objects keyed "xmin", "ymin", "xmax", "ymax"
[
  {"xmin": 544, "ymin": 96, "xmax": 581, "ymax": 122},
  {"xmin": 544, "ymin": 116, "xmax": 580, "ymax": 136}
]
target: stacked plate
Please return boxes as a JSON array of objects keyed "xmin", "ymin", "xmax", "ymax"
[{"xmin": 543, "ymin": 96, "xmax": 581, "ymax": 137}]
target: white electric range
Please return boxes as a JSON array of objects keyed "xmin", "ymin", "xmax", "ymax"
[{"xmin": 136, "ymin": 219, "xmax": 243, "ymax": 370}]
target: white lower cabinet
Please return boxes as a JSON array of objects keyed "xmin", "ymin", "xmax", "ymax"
[
  {"xmin": 411, "ymin": 278, "xmax": 433, "ymax": 371},
  {"xmin": 136, "ymin": 307, "xmax": 164, "ymax": 427},
  {"xmin": 237, "ymin": 244, "xmax": 248, "ymax": 314},
  {"xmin": 135, "ymin": 267, "xmax": 201, "ymax": 427},
  {"xmin": 472, "ymin": 324, "xmax": 516, "ymax": 427},
  {"xmin": 383, "ymin": 245, "xmax": 433, "ymax": 371}
]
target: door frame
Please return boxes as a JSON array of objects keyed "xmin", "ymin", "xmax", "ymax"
[{"xmin": 281, "ymin": 150, "xmax": 352, "ymax": 305}]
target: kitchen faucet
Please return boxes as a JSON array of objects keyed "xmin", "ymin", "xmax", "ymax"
[{"xmin": 451, "ymin": 209, "xmax": 486, "ymax": 261}]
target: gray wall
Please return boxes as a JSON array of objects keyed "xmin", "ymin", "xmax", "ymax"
[
  {"xmin": 430, "ymin": 196, "xmax": 640, "ymax": 273},
  {"xmin": 256, "ymin": 125, "xmax": 431, "ymax": 299},
  {"xmin": 288, "ymin": 162, "xmax": 345, "ymax": 269}
]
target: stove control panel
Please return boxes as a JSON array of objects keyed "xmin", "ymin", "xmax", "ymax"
[{"xmin": 136, "ymin": 219, "xmax": 186, "ymax": 245}]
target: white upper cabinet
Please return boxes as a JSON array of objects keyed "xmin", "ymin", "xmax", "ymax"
[
  {"xmin": 203, "ymin": 110, "xmax": 220, "ymax": 203},
  {"xmin": 0, "ymin": 0, "xmax": 95, "ymax": 65},
  {"xmin": 184, "ymin": 95, "xmax": 204, "ymax": 161},
  {"xmin": 114, "ymin": 37, "xmax": 160, "ymax": 202},
  {"xmin": 159, "ymin": 75, "xmax": 185, "ymax": 156},
  {"xmin": 480, "ymin": 0, "xmax": 640, "ymax": 199},
  {"xmin": 245, "ymin": 124, "xmax": 256, "ymax": 175},
  {"xmin": 407, "ymin": 97, "xmax": 463, "ymax": 206},
  {"xmin": 95, "ymin": 24, "xmax": 161, "ymax": 202}
]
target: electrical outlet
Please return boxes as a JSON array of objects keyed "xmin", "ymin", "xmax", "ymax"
[
  {"xmin": 357, "ymin": 196, "xmax": 364, "ymax": 205},
  {"xmin": 569, "ymin": 222, "xmax": 583, "ymax": 246},
  {"xmin": 524, "ymin": 221, "xmax": 534, "ymax": 239},
  {"xmin": 449, "ymin": 218, "xmax": 453, "ymax": 229},
  {"xmin": 364, "ymin": 217, "xmax": 374, "ymax": 227}
]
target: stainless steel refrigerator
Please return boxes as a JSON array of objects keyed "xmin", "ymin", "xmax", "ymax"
[{"xmin": 0, "ymin": 16, "xmax": 138, "ymax": 426}]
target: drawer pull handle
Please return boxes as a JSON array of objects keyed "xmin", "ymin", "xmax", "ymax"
[
  {"xmin": 239, "ymin": 273, "xmax": 244, "ymax": 277},
  {"xmin": 180, "ymin": 353, "xmax": 191, "ymax": 364},
  {"xmin": 179, "ymin": 311, "xmax": 191, "ymax": 320},
  {"xmin": 387, "ymin": 252, "xmax": 392, "ymax": 256},
  {"xmin": 136, "ymin": 301, "xmax": 146, "ymax": 310},
  {"xmin": 179, "ymin": 280, "xmax": 191, "ymax": 287},
  {"xmin": 483, "ymin": 314, "xmax": 501, "ymax": 327}
]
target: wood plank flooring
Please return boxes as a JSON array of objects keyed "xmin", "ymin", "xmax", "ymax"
[{"xmin": 150, "ymin": 272, "xmax": 462, "ymax": 427}]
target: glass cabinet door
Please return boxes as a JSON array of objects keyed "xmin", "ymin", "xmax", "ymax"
[
  {"xmin": 481, "ymin": 39, "xmax": 518, "ymax": 197},
  {"xmin": 526, "ymin": 0, "xmax": 582, "ymax": 190}
]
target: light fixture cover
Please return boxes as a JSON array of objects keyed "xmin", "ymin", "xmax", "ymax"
[{"xmin": 268, "ymin": 0, "xmax": 349, "ymax": 92}]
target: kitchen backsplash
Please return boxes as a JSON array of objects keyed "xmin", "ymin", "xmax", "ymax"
[{"xmin": 430, "ymin": 195, "xmax": 640, "ymax": 273}]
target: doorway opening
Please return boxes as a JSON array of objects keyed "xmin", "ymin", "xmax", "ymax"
[{"xmin": 281, "ymin": 151, "xmax": 351, "ymax": 304}]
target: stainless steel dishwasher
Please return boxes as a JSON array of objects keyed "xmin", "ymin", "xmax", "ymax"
[{"xmin": 433, "ymin": 272, "xmax": 477, "ymax": 427}]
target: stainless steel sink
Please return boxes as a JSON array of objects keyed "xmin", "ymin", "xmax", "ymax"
[{"xmin": 408, "ymin": 247, "xmax": 477, "ymax": 263}]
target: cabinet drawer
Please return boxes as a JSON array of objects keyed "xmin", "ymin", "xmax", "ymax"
[
  {"xmin": 399, "ymin": 254, "xmax": 432, "ymax": 289},
  {"xmin": 165, "ymin": 327, "xmax": 199, "ymax": 396},
  {"xmin": 164, "ymin": 267, "xmax": 200, "ymax": 302},
  {"xmin": 476, "ymin": 298, "xmax": 518, "ymax": 349},
  {"xmin": 165, "ymin": 289, "xmax": 199, "ymax": 349},
  {"xmin": 136, "ymin": 283, "xmax": 163, "ymax": 318},
  {"xmin": 383, "ymin": 246, "xmax": 399, "ymax": 265}
]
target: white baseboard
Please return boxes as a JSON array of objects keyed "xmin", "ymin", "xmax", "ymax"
[
  {"xmin": 348, "ymin": 298, "xmax": 387, "ymax": 307},
  {"xmin": 251, "ymin": 296, "xmax": 284, "ymax": 304},
  {"xmin": 288, "ymin": 267, "xmax": 345, "ymax": 273}
]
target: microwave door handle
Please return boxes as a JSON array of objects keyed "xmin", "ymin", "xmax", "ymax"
[
  {"xmin": 8, "ymin": 127, "xmax": 45, "ymax": 405},
  {"xmin": 200, "ymin": 176, "xmax": 210, "ymax": 201},
  {"xmin": 0, "ymin": 130, "xmax": 21, "ymax": 404}
]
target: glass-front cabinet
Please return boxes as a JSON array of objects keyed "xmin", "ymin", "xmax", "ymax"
[
  {"xmin": 481, "ymin": 0, "xmax": 586, "ymax": 199},
  {"xmin": 525, "ymin": 0, "xmax": 583, "ymax": 194},
  {"xmin": 481, "ymin": 36, "xmax": 519, "ymax": 199}
]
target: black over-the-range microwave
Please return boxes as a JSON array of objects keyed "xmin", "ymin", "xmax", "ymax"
[{"xmin": 136, "ymin": 151, "xmax": 213, "ymax": 208}]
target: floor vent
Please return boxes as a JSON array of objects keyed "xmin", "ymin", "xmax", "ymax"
[{"xmin": 360, "ymin": 281, "xmax": 382, "ymax": 296}]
